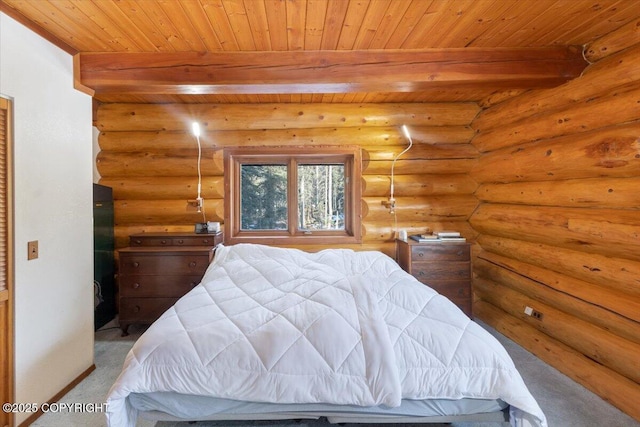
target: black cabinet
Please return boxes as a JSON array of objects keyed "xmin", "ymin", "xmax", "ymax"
[{"xmin": 93, "ymin": 184, "xmax": 115, "ymax": 330}]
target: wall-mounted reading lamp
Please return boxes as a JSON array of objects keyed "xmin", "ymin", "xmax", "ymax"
[
  {"xmin": 383, "ymin": 124, "xmax": 413, "ymax": 214},
  {"xmin": 190, "ymin": 121, "xmax": 207, "ymax": 223}
]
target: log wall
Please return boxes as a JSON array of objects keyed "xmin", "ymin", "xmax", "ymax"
[
  {"xmin": 470, "ymin": 23, "xmax": 640, "ymax": 421},
  {"xmin": 95, "ymin": 103, "xmax": 480, "ymax": 256},
  {"xmin": 93, "ymin": 22, "xmax": 640, "ymax": 422}
]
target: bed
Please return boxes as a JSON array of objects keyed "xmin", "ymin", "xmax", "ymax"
[{"xmin": 106, "ymin": 243, "xmax": 547, "ymax": 427}]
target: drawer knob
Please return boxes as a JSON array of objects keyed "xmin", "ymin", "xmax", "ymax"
[
  {"xmin": 417, "ymin": 271, "xmax": 425, "ymax": 276},
  {"xmin": 134, "ymin": 239, "xmax": 142, "ymax": 245},
  {"xmin": 177, "ymin": 239, "xmax": 184, "ymax": 244},
  {"xmin": 189, "ymin": 261, "xmax": 197, "ymax": 267},
  {"xmin": 133, "ymin": 262, "xmax": 140, "ymax": 268},
  {"xmin": 203, "ymin": 239, "xmax": 209, "ymax": 244},
  {"xmin": 133, "ymin": 283, "xmax": 140, "ymax": 289},
  {"xmin": 417, "ymin": 252, "xmax": 424, "ymax": 257},
  {"xmin": 134, "ymin": 305, "xmax": 141, "ymax": 313},
  {"xmin": 161, "ymin": 240, "xmax": 167, "ymax": 245}
]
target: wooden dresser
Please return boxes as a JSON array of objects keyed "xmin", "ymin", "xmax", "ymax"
[
  {"xmin": 118, "ymin": 232, "xmax": 223, "ymax": 335},
  {"xmin": 396, "ymin": 240, "xmax": 472, "ymax": 317}
]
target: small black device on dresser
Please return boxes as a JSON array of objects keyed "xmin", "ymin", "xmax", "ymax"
[
  {"xmin": 118, "ymin": 232, "xmax": 223, "ymax": 336},
  {"xmin": 396, "ymin": 239, "xmax": 472, "ymax": 317}
]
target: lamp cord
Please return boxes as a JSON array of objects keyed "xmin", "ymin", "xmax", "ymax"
[
  {"xmin": 196, "ymin": 135, "xmax": 206, "ymax": 223},
  {"xmin": 393, "ymin": 208, "xmax": 399, "ymax": 259},
  {"xmin": 391, "ymin": 126, "xmax": 413, "ymax": 259},
  {"xmin": 390, "ymin": 136, "xmax": 413, "ymax": 203}
]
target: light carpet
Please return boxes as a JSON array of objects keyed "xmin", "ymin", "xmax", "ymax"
[{"xmin": 31, "ymin": 320, "xmax": 639, "ymax": 427}]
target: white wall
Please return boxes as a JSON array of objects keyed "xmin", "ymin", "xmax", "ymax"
[{"xmin": 0, "ymin": 13, "xmax": 94, "ymax": 425}]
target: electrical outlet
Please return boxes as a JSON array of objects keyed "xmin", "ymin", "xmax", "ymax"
[
  {"xmin": 524, "ymin": 305, "xmax": 543, "ymax": 320},
  {"xmin": 27, "ymin": 240, "xmax": 38, "ymax": 260}
]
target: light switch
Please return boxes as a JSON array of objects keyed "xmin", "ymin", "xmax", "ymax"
[{"xmin": 27, "ymin": 241, "xmax": 38, "ymax": 260}]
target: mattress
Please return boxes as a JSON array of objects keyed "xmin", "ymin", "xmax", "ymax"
[{"xmin": 131, "ymin": 392, "xmax": 509, "ymax": 423}]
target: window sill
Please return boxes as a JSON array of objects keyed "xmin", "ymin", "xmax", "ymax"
[{"xmin": 225, "ymin": 234, "xmax": 362, "ymax": 246}]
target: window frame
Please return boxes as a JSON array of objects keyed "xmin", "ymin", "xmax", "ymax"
[{"xmin": 224, "ymin": 146, "xmax": 362, "ymax": 245}]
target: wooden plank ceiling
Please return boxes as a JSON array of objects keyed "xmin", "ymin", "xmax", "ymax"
[{"xmin": 2, "ymin": 0, "xmax": 639, "ymax": 104}]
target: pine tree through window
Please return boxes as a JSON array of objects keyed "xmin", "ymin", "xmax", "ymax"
[
  {"xmin": 240, "ymin": 164, "xmax": 288, "ymax": 230},
  {"xmin": 297, "ymin": 164, "xmax": 345, "ymax": 231}
]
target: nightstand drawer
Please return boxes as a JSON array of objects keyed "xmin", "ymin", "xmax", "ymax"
[
  {"xmin": 397, "ymin": 240, "xmax": 472, "ymax": 317},
  {"xmin": 120, "ymin": 254, "xmax": 210, "ymax": 275},
  {"xmin": 119, "ymin": 275, "xmax": 201, "ymax": 297},
  {"xmin": 411, "ymin": 261, "xmax": 470, "ymax": 282},
  {"xmin": 425, "ymin": 280, "xmax": 472, "ymax": 299},
  {"xmin": 119, "ymin": 297, "xmax": 178, "ymax": 322},
  {"xmin": 411, "ymin": 245, "xmax": 470, "ymax": 262},
  {"xmin": 447, "ymin": 297, "xmax": 472, "ymax": 315}
]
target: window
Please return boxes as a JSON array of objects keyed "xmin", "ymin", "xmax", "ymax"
[{"xmin": 224, "ymin": 147, "xmax": 362, "ymax": 244}]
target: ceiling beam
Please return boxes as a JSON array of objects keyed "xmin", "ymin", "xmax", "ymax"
[{"xmin": 77, "ymin": 48, "xmax": 587, "ymax": 96}]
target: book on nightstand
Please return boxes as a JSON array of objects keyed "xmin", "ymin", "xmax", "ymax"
[
  {"xmin": 408, "ymin": 231, "xmax": 467, "ymax": 243},
  {"xmin": 409, "ymin": 234, "xmax": 441, "ymax": 243},
  {"xmin": 435, "ymin": 231, "xmax": 461, "ymax": 238},
  {"xmin": 438, "ymin": 236, "xmax": 467, "ymax": 242}
]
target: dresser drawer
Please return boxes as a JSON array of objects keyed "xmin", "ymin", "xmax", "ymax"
[
  {"xmin": 119, "ymin": 297, "xmax": 178, "ymax": 322},
  {"xmin": 130, "ymin": 232, "xmax": 223, "ymax": 247},
  {"xmin": 129, "ymin": 237, "xmax": 173, "ymax": 246},
  {"xmin": 411, "ymin": 245, "xmax": 470, "ymax": 262},
  {"xmin": 173, "ymin": 235, "xmax": 221, "ymax": 246},
  {"xmin": 118, "ymin": 233, "xmax": 222, "ymax": 336},
  {"xmin": 411, "ymin": 261, "xmax": 470, "ymax": 282},
  {"xmin": 119, "ymin": 275, "xmax": 201, "ymax": 297},
  {"xmin": 120, "ymin": 253, "xmax": 210, "ymax": 275}
]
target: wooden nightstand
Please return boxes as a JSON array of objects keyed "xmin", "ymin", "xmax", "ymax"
[
  {"xmin": 118, "ymin": 232, "xmax": 223, "ymax": 335},
  {"xmin": 396, "ymin": 239, "xmax": 472, "ymax": 317}
]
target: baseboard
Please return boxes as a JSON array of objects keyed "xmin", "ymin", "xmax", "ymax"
[{"xmin": 18, "ymin": 364, "xmax": 96, "ymax": 427}]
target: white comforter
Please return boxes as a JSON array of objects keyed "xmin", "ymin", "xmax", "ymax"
[{"xmin": 106, "ymin": 244, "xmax": 546, "ymax": 427}]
